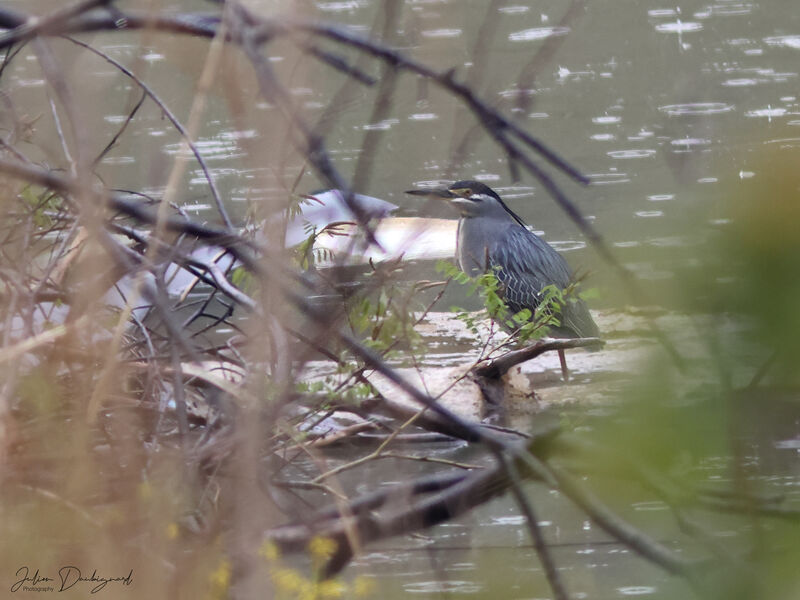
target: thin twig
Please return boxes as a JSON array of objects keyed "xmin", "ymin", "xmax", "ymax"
[
  {"xmin": 499, "ymin": 451, "xmax": 570, "ymax": 600},
  {"xmin": 66, "ymin": 36, "xmax": 232, "ymax": 227}
]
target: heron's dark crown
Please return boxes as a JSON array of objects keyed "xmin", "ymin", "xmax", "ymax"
[
  {"xmin": 447, "ymin": 180, "xmax": 527, "ymax": 227},
  {"xmin": 447, "ymin": 180, "xmax": 503, "ymax": 201}
]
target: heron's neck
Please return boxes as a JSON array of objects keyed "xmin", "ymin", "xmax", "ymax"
[{"xmin": 456, "ymin": 214, "xmax": 509, "ymax": 275}]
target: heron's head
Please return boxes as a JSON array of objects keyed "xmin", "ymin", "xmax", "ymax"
[
  {"xmin": 444, "ymin": 181, "xmax": 507, "ymax": 216},
  {"xmin": 406, "ymin": 180, "xmax": 526, "ymax": 224}
]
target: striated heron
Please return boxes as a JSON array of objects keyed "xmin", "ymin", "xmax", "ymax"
[{"xmin": 407, "ymin": 180, "xmax": 599, "ymax": 379}]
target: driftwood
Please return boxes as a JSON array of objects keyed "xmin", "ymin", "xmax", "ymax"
[{"xmin": 474, "ymin": 336, "xmax": 605, "ymax": 380}]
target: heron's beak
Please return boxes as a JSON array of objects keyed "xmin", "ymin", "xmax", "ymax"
[{"xmin": 404, "ymin": 187, "xmax": 455, "ymax": 199}]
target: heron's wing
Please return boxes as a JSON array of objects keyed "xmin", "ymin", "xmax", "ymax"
[{"xmin": 488, "ymin": 225, "xmax": 598, "ymax": 338}]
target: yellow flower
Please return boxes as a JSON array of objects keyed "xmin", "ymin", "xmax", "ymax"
[
  {"xmin": 271, "ymin": 568, "xmax": 307, "ymax": 594},
  {"xmin": 296, "ymin": 580, "xmax": 318, "ymax": 600},
  {"xmin": 259, "ymin": 540, "xmax": 280, "ymax": 562},
  {"xmin": 353, "ymin": 576, "xmax": 375, "ymax": 598},
  {"xmin": 315, "ymin": 579, "xmax": 346, "ymax": 599},
  {"xmin": 209, "ymin": 559, "xmax": 231, "ymax": 595},
  {"xmin": 308, "ymin": 536, "xmax": 337, "ymax": 560},
  {"xmin": 165, "ymin": 522, "xmax": 179, "ymax": 540},
  {"xmin": 137, "ymin": 481, "xmax": 153, "ymax": 502}
]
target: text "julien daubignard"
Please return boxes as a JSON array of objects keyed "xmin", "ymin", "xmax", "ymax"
[{"xmin": 11, "ymin": 566, "xmax": 133, "ymax": 594}]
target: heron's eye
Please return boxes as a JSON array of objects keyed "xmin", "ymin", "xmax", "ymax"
[{"xmin": 462, "ymin": 189, "xmax": 472, "ymax": 198}]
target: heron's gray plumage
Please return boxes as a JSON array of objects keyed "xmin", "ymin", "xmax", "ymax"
[{"xmin": 447, "ymin": 181, "xmax": 599, "ymax": 340}]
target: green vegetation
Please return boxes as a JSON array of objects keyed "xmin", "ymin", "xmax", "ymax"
[{"xmin": 436, "ymin": 259, "xmax": 583, "ymax": 343}]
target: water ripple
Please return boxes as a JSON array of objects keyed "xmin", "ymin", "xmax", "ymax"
[
  {"xmin": 445, "ymin": 562, "xmax": 477, "ymax": 572},
  {"xmin": 474, "ymin": 173, "xmax": 501, "ymax": 182},
  {"xmin": 100, "ymin": 156, "xmax": 135, "ymax": 165},
  {"xmin": 670, "ymin": 137, "xmax": 711, "ymax": 148},
  {"xmin": 608, "ymin": 149, "xmax": 657, "ymax": 159},
  {"xmin": 141, "ymin": 52, "xmax": 164, "ymax": 63},
  {"xmin": 632, "ymin": 500, "xmax": 668, "ymax": 512},
  {"xmin": 721, "ymin": 67, "xmax": 796, "ymax": 85},
  {"xmin": 655, "ymin": 20, "xmax": 703, "ymax": 34},
  {"xmin": 551, "ymin": 241, "xmax": 587, "ymax": 252},
  {"xmin": 409, "ymin": 113, "xmax": 438, "ymax": 121},
  {"xmin": 766, "ymin": 137, "xmax": 800, "ymax": 148},
  {"xmin": 648, "ymin": 9, "xmax": 677, "ymax": 17},
  {"xmin": 746, "ymin": 107, "xmax": 787, "ymax": 118},
  {"xmin": 16, "ymin": 78, "xmax": 45, "ymax": 88},
  {"xmin": 404, "ymin": 581, "xmax": 482, "ymax": 594},
  {"xmin": 659, "ymin": 102, "xmax": 734, "ymax": 115},
  {"xmin": 362, "ymin": 118, "xmax": 400, "ymax": 130},
  {"xmin": 509, "ymin": 26, "xmax": 570, "ymax": 42},
  {"xmin": 489, "ymin": 515, "xmax": 526, "ymax": 525},
  {"xmin": 774, "ymin": 438, "xmax": 800, "ymax": 450},
  {"xmin": 618, "ymin": 586, "xmax": 657, "ymax": 596},
  {"xmin": 700, "ymin": 3, "xmax": 754, "ymax": 17},
  {"xmin": 498, "ymin": 5, "xmax": 530, "ymax": 14},
  {"xmin": 164, "ymin": 139, "xmax": 244, "ymax": 161},
  {"xmin": 315, "ymin": 1, "xmax": 366, "ymax": 11},
  {"xmin": 723, "ymin": 78, "xmax": 760, "ymax": 86},
  {"xmin": 421, "ymin": 29, "xmax": 462, "ymax": 39},
  {"xmin": 589, "ymin": 172, "xmax": 631, "ymax": 185},
  {"xmin": 764, "ymin": 35, "xmax": 800, "ymax": 50}
]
